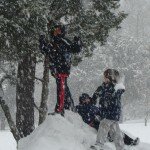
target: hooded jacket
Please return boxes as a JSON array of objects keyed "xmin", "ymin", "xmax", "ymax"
[
  {"xmin": 92, "ymin": 82, "xmax": 125, "ymax": 121},
  {"xmin": 39, "ymin": 35, "xmax": 82, "ymax": 75}
]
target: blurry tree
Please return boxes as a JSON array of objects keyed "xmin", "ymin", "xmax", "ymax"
[{"xmin": 0, "ymin": 0, "xmax": 126, "ymax": 139}]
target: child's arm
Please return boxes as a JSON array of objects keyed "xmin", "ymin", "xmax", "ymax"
[
  {"xmin": 61, "ymin": 36, "xmax": 82, "ymax": 53},
  {"xmin": 71, "ymin": 36, "xmax": 82, "ymax": 53},
  {"xmin": 39, "ymin": 35, "xmax": 53, "ymax": 54},
  {"xmin": 91, "ymin": 86, "xmax": 103, "ymax": 105},
  {"xmin": 113, "ymin": 83, "xmax": 125, "ymax": 99}
]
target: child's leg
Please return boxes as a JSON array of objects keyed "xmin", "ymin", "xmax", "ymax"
[
  {"xmin": 96, "ymin": 119, "xmax": 112, "ymax": 145},
  {"xmin": 123, "ymin": 132, "xmax": 134, "ymax": 145},
  {"xmin": 107, "ymin": 126, "xmax": 115, "ymax": 142},
  {"xmin": 111, "ymin": 122, "xmax": 124, "ymax": 150},
  {"xmin": 123, "ymin": 132, "xmax": 140, "ymax": 146},
  {"xmin": 64, "ymin": 80, "xmax": 74, "ymax": 110},
  {"xmin": 55, "ymin": 76, "xmax": 65, "ymax": 113}
]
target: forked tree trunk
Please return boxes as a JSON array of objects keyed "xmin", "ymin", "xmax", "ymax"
[{"xmin": 16, "ymin": 52, "xmax": 36, "ymax": 137}]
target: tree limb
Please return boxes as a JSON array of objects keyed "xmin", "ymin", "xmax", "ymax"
[
  {"xmin": 0, "ymin": 98, "xmax": 21, "ymax": 142},
  {"xmin": 0, "ymin": 74, "xmax": 22, "ymax": 142},
  {"xmin": 34, "ymin": 102, "xmax": 43, "ymax": 113},
  {"xmin": 35, "ymin": 77, "xmax": 43, "ymax": 82}
]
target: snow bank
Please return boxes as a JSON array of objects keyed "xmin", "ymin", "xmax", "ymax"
[
  {"xmin": 18, "ymin": 111, "xmax": 96, "ymax": 150},
  {"xmin": 0, "ymin": 131, "xmax": 16, "ymax": 150},
  {"xmin": 18, "ymin": 111, "xmax": 150, "ymax": 150}
]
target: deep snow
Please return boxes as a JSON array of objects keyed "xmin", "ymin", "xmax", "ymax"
[
  {"xmin": 0, "ymin": 130, "xmax": 16, "ymax": 150},
  {"xmin": 18, "ymin": 111, "xmax": 150, "ymax": 150},
  {"xmin": 0, "ymin": 111, "xmax": 150, "ymax": 150}
]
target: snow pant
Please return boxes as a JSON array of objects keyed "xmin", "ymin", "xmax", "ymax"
[
  {"xmin": 55, "ymin": 74, "xmax": 74, "ymax": 113},
  {"xmin": 64, "ymin": 85, "xmax": 74, "ymax": 110},
  {"xmin": 91, "ymin": 119, "xmax": 137, "ymax": 146},
  {"xmin": 96, "ymin": 119, "xmax": 124, "ymax": 150}
]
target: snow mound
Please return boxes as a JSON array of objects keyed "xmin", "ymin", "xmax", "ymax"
[
  {"xmin": 18, "ymin": 111, "xmax": 150, "ymax": 150},
  {"xmin": 18, "ymin": 111, "xmax": 96, "ymax": 150}
]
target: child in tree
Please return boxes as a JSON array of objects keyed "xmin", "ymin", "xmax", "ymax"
[
  {"xmin": 39, "ymin": 20, "xmax": 82, "ymax": 115},
  {"xmin": 91, "ymin": 69, "xmax": 125, "ymax": 150}
]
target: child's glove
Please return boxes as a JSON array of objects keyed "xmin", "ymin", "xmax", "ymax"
[
  {"xmin": 39, "ymin": 35, "xmax": 46, "ymax": 42},
  {"xmin": 74, "ymin": 36, "xmax": 80, "ymax": 42},
  {"xmin": 74, "ymin": 36, "xmax": 82, "ymax": 46}
]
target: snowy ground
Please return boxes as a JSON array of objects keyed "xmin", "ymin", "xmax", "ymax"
[
  {"xmin": 0, "ymin": 111, "xmax": 150, "ymax": 150},
  {"xmin": 0, "ymin": 130, "xmax": 16, "ymax": 150}
]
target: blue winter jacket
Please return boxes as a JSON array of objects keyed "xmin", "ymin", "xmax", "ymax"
[
  {"xmin": 75, "ymin": 104, "xmax": 100, "ymax": 125},
  {"xmin": 92, "ymin": 82, "xmax": 125, "ymax": 121},
  {"xmin": 39, "ymin": 36, "xmax": 82, "ymax": 75}
]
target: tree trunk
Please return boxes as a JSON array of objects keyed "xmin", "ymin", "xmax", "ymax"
[
  {"xmin": 1, "ymin": 114, "xmax": 5, "ymax": 130},
  {"xmin": 145, "ymin": 111, "xmax": 150, "ymax": 126},
  {"xmin": 0, "ymin": 98, "xmax": 21, "ymax": 142},
  {"xmin": 39, "ymin": 55, "xmax": 49, "ymax": 125},
  {"xmin": 16, "ymin": 52, "xmax": 36, "ymax": 137}
]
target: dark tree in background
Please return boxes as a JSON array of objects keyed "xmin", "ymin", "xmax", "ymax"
[
  {"xmin": 47, "ymin": 0, "xmax": 127, "ymax": 61},
  {"xmin": 16, "ymin": 52, "xmax": 36, "ymax": 137},
  {"xmin": 0, "ymin": 0, "xmax": 126, "ymax": 139},
  {"xmin": 0, "ymin": 0, "xmax": 47, "ymax": 137}
]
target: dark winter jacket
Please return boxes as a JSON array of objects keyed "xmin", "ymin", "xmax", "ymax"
[
  {"xmin": 92, "ymin": 82, "xmax": 125, "ymax": 121},
  {"xmin": 39, "ymin": 36, "xmax": 82, "ymax": 75},
  {"xmin": 75, "ymin": 104, "xmax": 100, "ymax": 125}
]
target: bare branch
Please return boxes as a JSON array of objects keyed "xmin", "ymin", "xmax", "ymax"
[
  {"xmin": 35, "ymin": 77, "xmax": 43, "ymax": 82},
  {"xmin": 34, "ymin": 102, "xmax": 43, "ymax": 113},
  {"xmin": 0, "ymin": 98, "xmax": 21, "ymax": 142}
]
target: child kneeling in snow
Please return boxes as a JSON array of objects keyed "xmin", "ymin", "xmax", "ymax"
[
  {"xmin": 91, "ymin": 69, "xmax": 125, "ymax": 150},
  {"xmin": 75, "ymin": 93, "xmax": 139, "ymax": 147}
]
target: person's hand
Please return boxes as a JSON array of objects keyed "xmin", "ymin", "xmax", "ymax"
[
  {"xmin": 74, "ymin": 36, "xmax": 80, "ymax": 42},
  {"xmin": 74, "ymin": 36, "xmax": 82, "ymax": 45},
  {"xmin": 39, "ymin": 35, "xmax": 46, "ymax": 42}
]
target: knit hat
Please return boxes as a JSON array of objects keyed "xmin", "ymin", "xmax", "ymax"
[
  {"xmin": 79, "ymin": 93, "xmax": 90, "ymax": 104},
  {"xmin": 47, "ymin": 20, "xmax": 66, "ymax": 38},
  {"xmin": 104, "ymin": 69, "xmax": 120, "ymax": 83}
]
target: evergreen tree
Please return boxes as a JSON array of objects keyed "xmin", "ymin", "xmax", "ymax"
[
  {"xmin": 0, "ymin": 0, "xmax": 126, "ymax": 138},
  {"xmin": 43, "ymin": 0, "xmax": 127, "ymax": 63},
  {"xmin": 0, "ymin": 0, "xmax": 48, "ymax": 137}
]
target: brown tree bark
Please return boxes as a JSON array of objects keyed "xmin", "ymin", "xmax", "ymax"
[{"xmin": 16, "ymin": 52, "xmax": 36, "ymax": 137}]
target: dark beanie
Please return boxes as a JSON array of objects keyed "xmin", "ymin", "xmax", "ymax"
[{"xmin": 79, "ymin": 93, "xmax": 90, "ymax": 104}]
